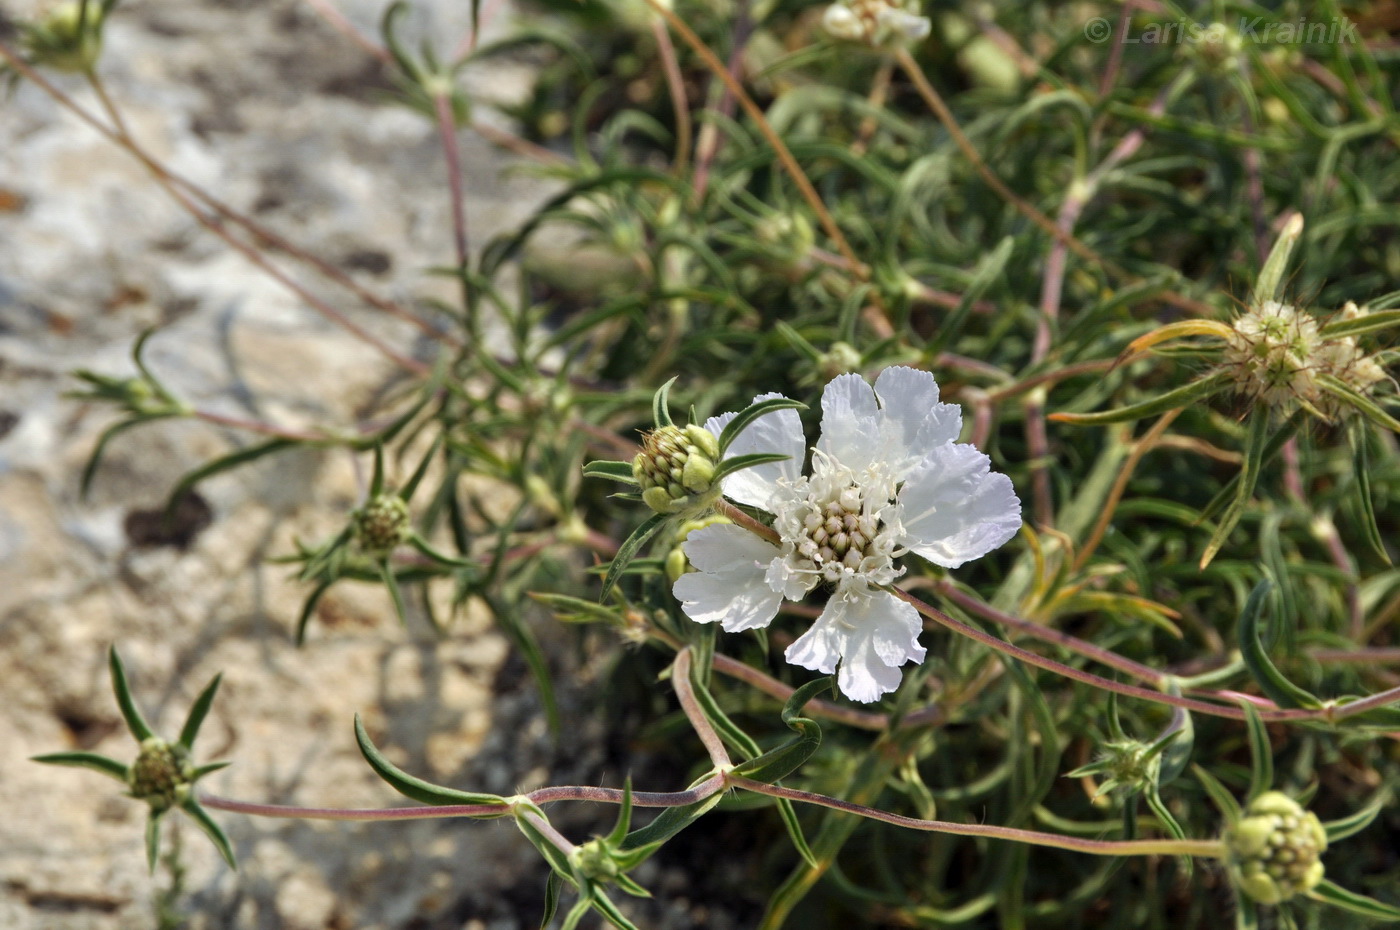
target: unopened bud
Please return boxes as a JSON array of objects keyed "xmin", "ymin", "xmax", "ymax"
[
  {"xmin": 1226, "ymin": 792, "xmax": 1327, "ymax": 904},
  {"xmin": 354, "ymin": 494, "xmax": 412, "ymax": 554},
  {"xmin": 128, "ymin": 738, "xmax": 193, "ymax": 812}
]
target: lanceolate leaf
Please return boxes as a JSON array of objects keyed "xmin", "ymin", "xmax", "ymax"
[
  {"xmin": 600, "ymin": 512, "xmax": 669, "ymax": 602},
  {"xmin": 732, "ymin": 677, "xmax": 827, "ymax": 783},
  {"xmin": 1237, "ymin": 580, "xmax": 1324, "ymax": 710},
  {"xmin": 652, "ymin": 377, "xmax": 678, "ymax": 428},
  {"xmin": 353, "ymin": 714, "xmax": 512, "ymax": 811},
  {"xmin": 164, "ymin": 438, "xmax": 297, "ymax": 522},
  {"xmin": 109, "ymin": 647, "xmax": 156, "ymax": 743},
  {"xmin": 1307, "ymin": 878, "xmax": 1400, "ymax": 920},
  {"xmin": 30, "ymin": 751, "xmax": 128, "ymax": 782},
  {"xmin": 1049, "ymin": 372, "xmax": 1229, "ymax": 426},
  {"xmin": 178, "ymin": 672, "xmax": 223, "ymax": 751},
  {"xmin": 711, "ymin": 452, "xmax": 792, "ymax": 484},
  {"xmin": 1200, "ymin": 408, "xmax": 1270, "ymax": 569},
  {"xmin": 180, "ymin": 798, "xmax": 238, "ymax": 870},
  {"xmin": 583, "ymin": 460, "xmax": 639, "ymax": 484},
  {"xmin": 717, "ymin": 398, "xmax": 806, "ymax": 454}
]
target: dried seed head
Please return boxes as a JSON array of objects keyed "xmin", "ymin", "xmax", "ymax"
[{"xmin": 1223, "ymin": 301, "xmax": 1324, "ymax": 410}]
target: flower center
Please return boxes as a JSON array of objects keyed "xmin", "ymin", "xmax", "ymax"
[{"xmin": 774, "ymin": 452, "xmax": 904, "ymax": 591}]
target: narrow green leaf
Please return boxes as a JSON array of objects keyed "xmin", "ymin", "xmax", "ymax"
[
  {"xmin": 1201, "ymin": 408, "xmax": 1271, "ymax": 569},
  {"xmin": 1154, "ymin": 702, "xmax": 1194, "ymax": 788},
  {"xmin": 178, "ymin": 672, "xmax": 223, "ymax": 751},
  {"xmin": 1240, "ymin": 702, "xmax": 1272, "ymax": 804},
  {"xmin": 145, "ymin": 812, "xmax": 162, "ymax": 874},
  {"xmin": 399, "ymin": 434, "xmax": 445, "ymax": 502},
  {"xmin": 1197, "ymin": 411, "xmax": 1302, "ymax": 524},
  {"xmin": 295, "ymin": 579, "xmax": 335, "ymax": 646},
  {"xmin": 180, "ymin": 798, "xmax": 237, "ymax": 870},
  {"xmin": 369, "ymin": 444, "xmax": 387, "ymax": 498},
  {"xmin": 1351, "ymin": 426, "xmax": 1391, "ymax": 564},
  {"xmin": 165, "ymin": 439, "xmax": 296, "ymax": 522},
  {"xmin": 717, "ymin": 398, "xmax": 806, "ymax": 454},
  {"xmin": 1307, "ymin": 878, "xmax": 1400, "ymax": 920},
  {"xmin": 1320, "ymin": 309, "xmax": 1400, "ymax": 339},
  {"xmin": 589, "ymin": 888, "xmax": 642, "ymax": 930},
  {"xmin": 652, "ymin": 377, "xmax": 677, "ymax": 428},
  {"xmin": 483, "ymin": 593, "xmax": 561, "ymax": 737},
  {"xmin": 600, "ymin": 513, "xmax": 669, "ymax": 602},
  {"xmin": 81, "ymin": 415, "xmax": 176, "ymax": 500},
  {"xmin": 1050, "ymin": 372, "xmax": 1229, "ymax": 426},
  {"xmin": 605, "ymin": 779, "xmax": 635, "ymax": 846},
  {"xmin": 1318, "ymin": 373, "xmax": 1400, "ymax": 434},
  {"xmin": 561, "ymin": 897, "xmax": 593, "ymax": 930},
  {"xmin": 541, "ymin": 872, "xmax": 562, "ymax": 930},
  {"xmin": 109, "ymin": 647, "xmax": 156, "ymax": 742},
  {"xmin": 622, "ymin": 782, "xmax": 725, "ymax": 851},
  {"xmin": 353, "ymin": 714, "xmax": 512, "ymax": 811},
  {"xmin": 924, "ymin": 235, "xmax": 1014, "ymax": 359},
  {"xmin": 1145, "ymin": 787, "xmax": 1192, "ymax": 877},
  {"xmin": 711, "ymin": 452, "xmax": 792, "ymax": 484},
  {"xmin": 1192, "ymin": 763, "xmax": 1242, "ymax": 823},
  {"xmin": 732, "ymin": 677, "xmax": 827, "ymax": 783},
  {"xmin": 1321, "ymin": 788, "xmax": 1391, "ymax": 843},
  {"xmin": 1237, "ymin": 579, "xmax": 1324, "ymax": 710},
  {"xmin": 30, "ymin": 751, "xmax": 129, "ymax": 782},
  {"xmin": 379, "ymin": 560, "xmax": 409, "ymax": 627},
  {"xmin": 775, "ymin": 797, "xmax": 818, "ymax": 869},
  {"xmin": 191, "ymin": 760, "xmax": 233, "ymax": 781},
  {"xmin": 583, "ymin": 460, "xmax": 639, "ymax": 484},
  {"xmin": 1251, "ymin": 213, "xmax": 1304, "ymax": 306},
  {"xmin": 514, "ymin": 809, "xmax": 576, "ymax": 879}
]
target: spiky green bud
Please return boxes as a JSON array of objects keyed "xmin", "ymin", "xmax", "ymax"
[
  {"xmin": 353, "ymin": 493, "xmax": 412, "ymax": 554},
  {"xmin": 128, "ymin": 738, "xmax": 194, "ymax": 812},
  {"xmin": 632, "ymin": 425, "xmax": 721, "ymax": 514}
]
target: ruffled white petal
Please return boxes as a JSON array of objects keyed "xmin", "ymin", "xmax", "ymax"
[
  {"xmin": 704, "ymin": 392, "xmax": 806, "ymax": 512},
  {"xmin": 784, "ymin": 590, "xmax": 926, "ymax": 703},
  {"xmin": 897, "ymin": 442, "xmax": 1022, "ymax": 568},
  {"xmin": 674, "ymin": 525, "xmax": 783, "ymax": 632},
  {"xmin": 873, "ymin": 366, "xmax": 962, "ymax": 478},
  {"xmin": 816, "ymin": 373, "xmax": 881, "ymax": 472}
]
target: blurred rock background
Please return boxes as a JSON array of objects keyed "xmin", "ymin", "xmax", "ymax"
[{"xmin": 0, "ymin": 1, "xmax": 650, "ymax": 926}]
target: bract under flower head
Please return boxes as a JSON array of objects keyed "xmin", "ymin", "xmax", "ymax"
[{"xmin": 672, "ymin": 367, "xmax": 1021, "ymax": 702}]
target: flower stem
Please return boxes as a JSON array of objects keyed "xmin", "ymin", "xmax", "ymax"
[{"xmin": 726, "ymin": 775, "xmax": 1225, "ymax": 859}]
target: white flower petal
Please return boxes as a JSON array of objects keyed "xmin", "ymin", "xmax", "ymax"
[
  {"xmin": 816, "ymin": 373, "xmax": 881, "ymax": 471},
  {"xmin": 873, "ymin": 366, "xmax": 962, "ymax": 477},
  {"xmin": 704, "ymin": 392, "xmax": 805, "ymax": 512},
  {"xmin": 898, "ymin": 443, "xmax": 1021, "ymax": 568},
  {"xmin": 784, "ymin": 591, "xmax": 926, "ymax": 703},
  {"xmin": 681, "ymin": 522, "xmax": 781, "ymax": 573},
  {"xmin": 838, "ymin": 637, "xmax": 907, "ymax": 704},
  {"xmin": 675, "ymin": 526, "xmax": 784, "ymax": 632},
  {"xmin": 673, "ymin": 571, "xmax": 782, "ymax": 632},
  {"xmin": 784, "ymin": 598, "xmax": 846, "ymax": 675},
  {"xmin": 765, "ymin": 556, "xmax": 818, "ymax": 601}
]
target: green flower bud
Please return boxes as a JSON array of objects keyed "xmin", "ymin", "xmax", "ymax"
[
  {"xmin": 1226, "ymin": 792, "xmax": 1327, "ymax": 905},
  {"xmin": 570, "ymin": 838, "xmax": 621, "ymax": 882},
  {"xmin": 665, "ymin": 515, "xmax": 733, "ymax": 581},
  {"xmin": 21, "ymin": 1, "xmax": 105, "ymax": 73},
  {"xmin": 353, "ymin": 494, "xmax": 412, "ymax": 554},
  {"xmin": 632, "ymin": 425, "xmax": 721, "ymax": 514},
  {"xmin": 128, "ymin": 738, "xmax": 194, "ymax": 812}
]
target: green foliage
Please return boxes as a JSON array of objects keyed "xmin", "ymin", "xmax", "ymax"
[{"xmin": 17, "ymin": 0, "xmax": 1400, "ymax": 925}]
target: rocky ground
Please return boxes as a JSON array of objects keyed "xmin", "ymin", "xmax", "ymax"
[{"xmin": 0, "ymin": 1, "xmax": 749, "ymax": 927}]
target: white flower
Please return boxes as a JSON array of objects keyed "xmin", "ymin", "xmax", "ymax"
[{"xmin": 672, "ymin": 367, "xmax": 1021, "ymax": 703}]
